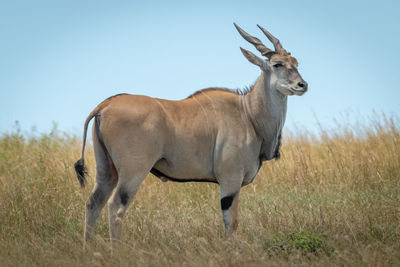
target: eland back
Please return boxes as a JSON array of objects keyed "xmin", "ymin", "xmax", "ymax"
[{"xmin": 74, "ymin": 23, "xmax": 308, "ymax": 245}]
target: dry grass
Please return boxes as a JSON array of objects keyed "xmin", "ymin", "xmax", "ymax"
[{"xmin": 0, "ymin": 115, "xmax": 399, "ymax": 266}]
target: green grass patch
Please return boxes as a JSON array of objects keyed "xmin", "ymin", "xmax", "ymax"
[{"xmin": 264, "ymin": 231, "xmax": 334, "ymax": 256}]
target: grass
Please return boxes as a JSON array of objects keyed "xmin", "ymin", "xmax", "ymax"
[{"xmin": 0, "ymin": 115, "xmax": 399, "ymax": 266}]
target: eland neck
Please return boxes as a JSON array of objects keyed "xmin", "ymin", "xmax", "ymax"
[{"xmin": 241, "ymin": 71, "xmax": 288, "ymax": 160}]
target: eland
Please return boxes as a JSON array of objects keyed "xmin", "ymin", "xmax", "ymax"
[{"xmin": 74, "ymin": 23, "xmax": 308, "ymax": 244}]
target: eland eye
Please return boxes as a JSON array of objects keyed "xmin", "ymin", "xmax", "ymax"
[{"xmin": 273, "ymin": 63, "xmax": 283, "ymax": 68}]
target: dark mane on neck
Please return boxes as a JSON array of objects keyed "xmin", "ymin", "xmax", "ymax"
[{"xmin": 186, "ymin": 83, "xmax": 255, "ymax": 99}]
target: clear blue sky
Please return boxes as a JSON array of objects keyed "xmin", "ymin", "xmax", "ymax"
[{"xmin": 1, "ymin": 0, "xmax": 399, "ymax": 135}]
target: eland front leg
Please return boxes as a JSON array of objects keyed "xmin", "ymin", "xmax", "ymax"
[
  {"xmin": 220, "ymin": 191, "xmax": 240, "ymax": 237},
  {"xmin": 218, "ymin": 177, "xmax": 243, "ymax": 238}
]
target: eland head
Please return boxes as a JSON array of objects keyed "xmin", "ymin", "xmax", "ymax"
[{"xmin": 234, "ymin": 23, "xmax": 308, "ymax": 96}]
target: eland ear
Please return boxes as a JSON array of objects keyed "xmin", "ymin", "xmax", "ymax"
[{"xmin": 240, "ymin": 47, "xmax": 264, "ymax": 68}]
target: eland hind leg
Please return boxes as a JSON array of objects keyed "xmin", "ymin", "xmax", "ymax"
[
  {"xmin": 84, "ymin": 125, "xmax": 118, "ymax": 244},
  {"xmin": 107, "ymin": 162, "xmax": 153, "ymax": 245}
]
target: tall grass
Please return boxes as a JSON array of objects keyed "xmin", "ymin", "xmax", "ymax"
[{"xmin": 0, "ymin": 115, "xmax": 399, "ymax": 266}]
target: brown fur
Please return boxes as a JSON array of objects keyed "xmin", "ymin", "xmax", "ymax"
[
  {"xmin": 75, "ymin": 24, "xmax": 307, "ymax": 245},
  {"xmin": 270, "ymin": 54, "xmax": 299, "ymax": 67}
]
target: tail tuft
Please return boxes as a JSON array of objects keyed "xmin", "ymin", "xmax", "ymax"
[{"xmin": 74, "ymin": 158, "xmax": 87, "ymax": 187}]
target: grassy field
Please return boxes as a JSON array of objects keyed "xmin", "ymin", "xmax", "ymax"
[{"xmin": 0, "ymin": 115, "xmax": 399, "ymax": 266}]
